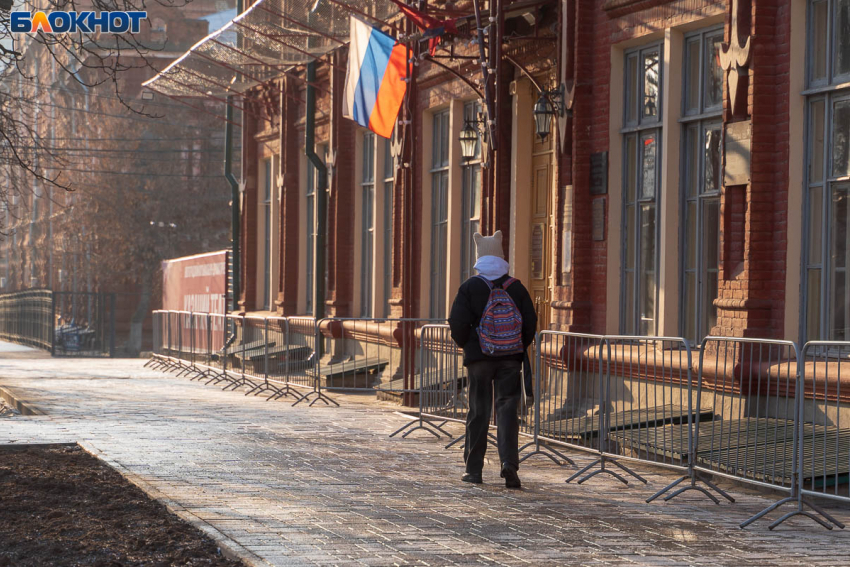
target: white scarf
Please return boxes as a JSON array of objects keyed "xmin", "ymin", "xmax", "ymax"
[{"xmin": 474, "ymin": 255, "xmax": 510, "ymax": 281}]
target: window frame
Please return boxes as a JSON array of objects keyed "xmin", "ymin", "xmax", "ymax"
[
  {"xmin": 679, "ymin": 26, "xmax": 725, "ymax": 345},
  {"xmin": 360, "ymin": 131, "xmax": 376, "ymax": 318},
  {"xmin": 261, "ymin": 157, "xmax": 273, "ymax": 311},
  {"xmin": 430, "ymin": 109, "xmax": 450, "ymax": 319},
  {"xmin": 461, "ymin": 100, "xmax": 483, "ymax": 283},
  {"xmin": 620, "ymin": 42, "xmax": 664, "ymax": 336},
  {"xmin": 802, "ymin": 0, "xmax": 850, "ymax": 342},
  {"xmin": 382, "ymin": 138, "xmax": 394, "ymax": 318},
  {"xmin": 305, "ymin": 156, "xmax": 317, "ymax": 316}
]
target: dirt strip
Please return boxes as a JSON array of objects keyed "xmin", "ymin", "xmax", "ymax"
[{"xmin": 0, "ymin": 444, "xmax": 245, "ymax": 567}]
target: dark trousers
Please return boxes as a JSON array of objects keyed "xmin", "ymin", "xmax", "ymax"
[{"xmin": 463, "ymin": 359, "xmax": 522, "ymax": 474}]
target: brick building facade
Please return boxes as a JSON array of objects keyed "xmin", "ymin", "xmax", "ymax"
[{"xmin": 203, "ymin": 0, "xmax": 846, "ymax": 348}]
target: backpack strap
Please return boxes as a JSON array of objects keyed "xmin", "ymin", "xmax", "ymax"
[
  {"xmin": 501, "ymin": 277, "xmax": 518, "ymax": 290},
  {"xmin": 475, "ymin": 275, "xmax": 494, "ymax": 290}
]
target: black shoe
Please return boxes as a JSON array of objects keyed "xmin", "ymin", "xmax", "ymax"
[
  {"xmin": 501, "ymin": 465, "xmax": 521, "ymax": 489},
  {"xmin": 462, "ymin": 472, "xmax": 483, "ymax": 484}
]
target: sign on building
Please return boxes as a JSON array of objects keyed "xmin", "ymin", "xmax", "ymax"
[{"xmin": 161, "ymin": 250, "xmax": 229, "ymax": 313}]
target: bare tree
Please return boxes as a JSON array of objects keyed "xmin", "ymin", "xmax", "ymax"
[{"xmin": 0, "ymin": 0, "xmax": 193, "ymax": 215}]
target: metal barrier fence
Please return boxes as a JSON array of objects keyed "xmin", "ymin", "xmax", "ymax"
[
  {"xmin": 147, "ymin": 311, "xmax": 850, "ymax": 530},
  {"xmin": 0, "ymin": 289, "xmax": 115, "ymax": 356},
  {"xmin": 392, "ymin": 323, "xmax": 526, "ymax": 453},
  {"xmin": 53, "ymin": 292, "xmax": 116, "ymax": 357},
  {"xmin": 390, "ymin": 324, "xmax": 460, "ymax": 439},
  {"xmin": 583, "ymin": 336, "xmax": 691, "ymax": 488},
  {"xmin": 523, "ymin": 332, "xmax": 607, "ymax": 467},
  {"xmin": 149, "ymin": 313, "xmax": 441, "ymax": 407},
  {"xmin": 797, "ymin": 341, "xmax": 850, "ymax": 529},
  {"xmin": 0, "ymin": 289, "xmax": 53, "ymax": 351},
  {"xmin": 313, "ymin": 317, "xmax": 442, "ymax": 396},
  {"xmin": 692, "ymin": 338, "xmax": 819, "ymax": 528}
]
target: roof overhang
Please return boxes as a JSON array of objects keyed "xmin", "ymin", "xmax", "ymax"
[{"xmin": 142, "ymin": 0, "xmax": 402, "ymax": 100}]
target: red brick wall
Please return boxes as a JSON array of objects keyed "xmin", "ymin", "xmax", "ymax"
[
  {"xmin": 239, "ymin": 103, "xmax": 259, "ymax": 313},
  {"xmin": 713, "ymin": 0, "xmax": 791, "ymax": 339},
  {"xmin": 572, "ymin": 0, "xmax": 794, "ymax": 339},
  {"xmin": 278, "ymin": 77, "xmax": 301, "ymax": 315},
  {"xmin": 239, "ymin": 0, "xmax": 795, "ymax": 342},
  {"xmin": 327, "ymin": 51, "xmax": 355, "ymax": 318}
]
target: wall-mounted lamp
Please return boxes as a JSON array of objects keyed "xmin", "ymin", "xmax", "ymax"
[
  {"xmin": 459, "ymin": 117, "xmax": 487, "ymax": 161},
  {"xmin": 533, "ymin": 84, "xmax": 569, "ymax": 142},
  {"xmin": 459, "ymin": 121, "xmax": 479, "ymax": 160}
]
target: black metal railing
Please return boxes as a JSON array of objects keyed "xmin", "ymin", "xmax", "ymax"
[
  {"xmin": 0, "ymin": 290, "xmax": 53, "ymax": 351},
  {"xmin": 0, "ymin": 290, "xmax": 115, "ymax": 357}
]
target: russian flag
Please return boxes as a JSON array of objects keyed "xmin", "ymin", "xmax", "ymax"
[{"xmin": 342, "ymin": 17, "xmax": 409, "ymax": 139}]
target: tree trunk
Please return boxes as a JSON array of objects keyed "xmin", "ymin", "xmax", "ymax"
[{"xmin": 127, "ymin": 279, "xmax": 152, "ymax": 356}]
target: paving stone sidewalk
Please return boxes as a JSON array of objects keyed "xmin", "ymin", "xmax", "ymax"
[{"xmin": 1, "ymin": 354, "xmax": 850, "ymax": 566}]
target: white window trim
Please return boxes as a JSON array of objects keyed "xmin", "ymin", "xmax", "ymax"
[
  {"xmin": 678, "ymin": 25, "xmax": 724, "ymax": 345},
  {"xmin": 257, "ymin": 155, "xmax": 279, "ymax": 312}
]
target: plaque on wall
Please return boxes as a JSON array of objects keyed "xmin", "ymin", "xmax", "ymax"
[
  {"xmin": 590, "ymin": 152, "xmax": 608, "ymax": 195},
  {"xmin": 531, "ymin": 223, "xmax": 545, "ymax": 279},
  {"xmin": 724, "ymin": 120, "xmax": 752, "ymax": 186},
  {"xmin": 592, "ymin": 198, "xmax": 606, "ymax": 241},
  {"xmin": 561, "ymin": 230, "xmax": 572, "ymax": 275}
]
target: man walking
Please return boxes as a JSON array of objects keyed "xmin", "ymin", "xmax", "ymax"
[{"xmin": 449, "ymin": 230, "xmax": 537, "ymax": 488}]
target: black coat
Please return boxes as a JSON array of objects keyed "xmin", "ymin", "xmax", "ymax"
[{"xmin": 448, "ymin": 274, "xmax": 538, "ymax": 366}]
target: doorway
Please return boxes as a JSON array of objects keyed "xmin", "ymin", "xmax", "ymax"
[{"xmin": 529, "ymin": 127, "xmax": 555, "ymax": 331}]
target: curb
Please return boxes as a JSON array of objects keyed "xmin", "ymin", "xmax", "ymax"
[
  {"xmin": 78, "ymin": 441, "xmax": 271, "ymax": 567},
  {"xmin": 0, "ymin": 386, "xmax": 45, "ymax": 416}
]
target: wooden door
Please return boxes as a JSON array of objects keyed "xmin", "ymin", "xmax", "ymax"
[{"xmin": 530, "ymin": 132, "xmax": 555, "ymax": 331}]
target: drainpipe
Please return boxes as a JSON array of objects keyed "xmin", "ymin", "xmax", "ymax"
[
  {"xmin": 305, "ymin": 61, "xmax": 327, "ymax": 320},
  {"xmin": 224, "ymin": 103, "xmax": 239, "ymax": 313},
  {"xmin": 224, "ymin": 0, "xmax": 244, "ymax": 313}
]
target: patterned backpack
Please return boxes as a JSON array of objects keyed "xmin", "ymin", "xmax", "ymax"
[{"xmin": 476, "ymin": 276, "xmax": 524, "ymax": 356}]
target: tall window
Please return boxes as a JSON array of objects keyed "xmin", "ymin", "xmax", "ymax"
[
  {"xmin": 383, "ymin": 138, "xmax": 394, "ymax": 317},
  {"xmin": 804, "ymin": 0, "xmax": 850, "ymax": 341},
  {"xmin": 430, "ymin": 110, "xmax": 450, "ymax": 318},
  {"xmin": 622, "ymin": 44, "xmax": 662, "ymax": 335},
  {"xmin": 461, "ymin": 101, "xmax": 483, "ymax": 282},
  {"xmin": 360, "ymin": 132, "xmax": 376, "ymax": 317},
  {"xmin": 306, "ymin": 157, "xmax": 316, "ymax": 315},
  {"xmin": 261, "ymin": 158, "xmax": 272, "ymax": 311},
  {"xmin": 681, "ymin": 28, "xmax": 723, "ymax": 344}
]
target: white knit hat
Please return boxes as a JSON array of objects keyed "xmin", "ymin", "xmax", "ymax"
[{"xmin": 473, "ymin": 230, "xmax": 504, "ymax": 261}]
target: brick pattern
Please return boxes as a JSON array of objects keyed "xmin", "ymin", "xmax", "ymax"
[
  {"xmin": 240, "ymin": 105, "xmax": 259, "ymax": 313},
  {"xmin": 278, "ymin": 77, "xmax": 301, "ymax": 316},
  {"xmin": 326, "ymin": 53, "xmax": 355, "ymax": 318},
  {"xmin": 713, "ymin": 0, "xmax": 790, "ymax": 339},
  {"xmin": 556, "ymin": 0, "xmax": 597, "ymax": 333},
  {"xmin": 241, "ymin": 0, "xmax": 797, "ymax": 343}
]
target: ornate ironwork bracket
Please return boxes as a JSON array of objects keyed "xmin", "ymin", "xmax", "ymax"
[
  {"xmin": 719, "ymin": 0, "xmax": 752, "ymax": 119},
  {"xmin": 558, "ymin": 0, "xmax": 576, "ymax": 152}
]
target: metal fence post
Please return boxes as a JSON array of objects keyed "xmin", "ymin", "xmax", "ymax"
[
  {"xmin": 207, "ymin": 313, "xmax": 213, "ymax": 371},
  {"xmin": 178, "ymin": 312, "xmax": 184, "ymax": 366},
  {"xmin": 390, "ymin": 325, "xmax": 452, "ymax": 439},
  {"xmin": 190, "ymin": 312, "xmax": 196, "ymax": 371},
  {"xmin": 49, "ymin": 291, "xmax": 56, "ymax": 356},
  {"xmin": 167, "ymin": 312, "xmax": 172, "ymax": 364},
  {"xmin": 241, "ymin": 314, "xmax": 246, "ymax": 386},
  {"xmin": 284, "ymin": 318, "xmax": 291, "ymax": 384},
  {"xmin": 264, "ymin": 318, "xmax": 270, "ymax": 387},
  {"xmin": 109, "ymin": 293, "xmax": 116, "ymax": 357}
]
